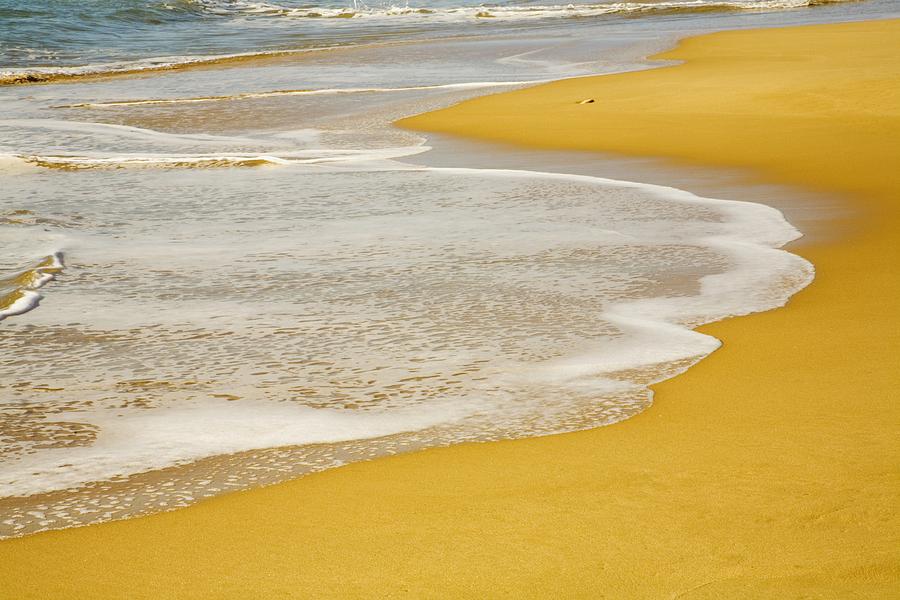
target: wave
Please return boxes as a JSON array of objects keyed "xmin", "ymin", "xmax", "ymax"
[
  {"xmin": 0, "ymin": 118, "xmax": 282, "ymax": 147},
  {"xmin": 0, "ymin": 252, "xmax": 64, "ymax": 322},
  {"xmin": 1, "ymin": 0, "xmax": 854, "ymax": 85},
  {"xmin": 0, "ymin": 46, "xmax": 341, "ymax": 86},
  {"xmin": 1, "ymin": 0, "xmax": 851, "ymax": 23},
  {"xmin": 54, "ymin": 81, "xmax": 538, "ymax": 109},
  {"xmin": 4, "ymin": 146, "xmax": 429, "ymax": 171},
  {"xmin": 0, "ymin": 1, "xmax": 213, "ymax": 23},
  {"xmin": 182, "ymin": 0, "xmax": 855, "ymax": 20},
  {"xmin": 0, "ymin": 165, "xmax": 814, "ymax": 516}
]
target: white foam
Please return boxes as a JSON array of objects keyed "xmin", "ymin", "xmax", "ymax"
[
  {"xmin": 208, "ymin": 0, "xmax": 848, "ymax": 21},
  {"xmin": 0, "ymin": 45, "xmax": 350, "ymax": 84},
  {"xmin": 0, "ymin": 39, "xmax": 816, "ymax": 507},
  {"xmin": 0, "ymin": 252, "xmax": 65, "ymax": 322},
  {"xmin": 423, "ymin": 167, "xmax": 813, "ymax": 386},
  {"xmin": 0, "ymin": 163, "xmax": 814, "ymax": 500},
  {"xmin": 0, "ymin": 289, "xmax": 42, "ymax": 321},
  {"xmin": 57, "ymin": 81, "xmax": 540, "ymax": 109},
  {"xmin": 11, "ymin": 144, "xmax": 430, "ymax": 169},
  {"xmin": 0, "ymin": 399, "xmax": 473, "ymax": 497}
]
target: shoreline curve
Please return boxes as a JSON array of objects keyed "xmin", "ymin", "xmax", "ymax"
[{"xmin": 1, "ymin": 18, "xmax": 898, "ymax": 599}]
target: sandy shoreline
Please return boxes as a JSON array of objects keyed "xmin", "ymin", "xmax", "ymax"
[{"xmin": 2, "ymin": 18, "xmax": 898, "ymax": 599}]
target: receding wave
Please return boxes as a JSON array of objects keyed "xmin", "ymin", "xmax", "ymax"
[
  {"xmin": 0, "ymin": 252, "xmax": 64, "ymax": 322},
  {"xmin": 0, "ymin": 164, "xmax": 814, "ymax": 538}
]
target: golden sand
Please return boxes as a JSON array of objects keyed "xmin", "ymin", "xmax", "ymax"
[{"xmin": 2, "ymin": 19, "xmax": 899, "ymax": 599}]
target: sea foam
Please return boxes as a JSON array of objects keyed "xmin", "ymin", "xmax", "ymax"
[{"xmin": 0, "ymin": 163, "xmax": 812, "ymax": 507}]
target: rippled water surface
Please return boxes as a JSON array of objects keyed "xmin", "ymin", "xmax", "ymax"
[{"xmin": 0, "ymin": 0, "xmax": 889, "ymax": 78}]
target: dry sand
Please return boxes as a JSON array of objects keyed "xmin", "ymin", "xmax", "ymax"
[{"xmin": 2, "ymin": 19, "xmax": 898, "ymax": 599}]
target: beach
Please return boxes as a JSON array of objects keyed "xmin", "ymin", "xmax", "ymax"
[{"xmin": 1, "ymin": 16, "xmax": 897, "ymax": 599}]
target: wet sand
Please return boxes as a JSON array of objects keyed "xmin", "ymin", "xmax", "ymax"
[{"xmin": 2, "ymin": 18, "xmax": 899, "ymax": 599}]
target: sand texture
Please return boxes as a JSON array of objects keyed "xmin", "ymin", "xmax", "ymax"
[{"xmin": 2, "ymin": 19, "xmax": 899, "ymax": 599}]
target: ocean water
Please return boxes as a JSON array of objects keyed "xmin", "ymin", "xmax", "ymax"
[
  {"xmin": 1, "ymin": 0, "xmax": 897, "ymax": 537},
  {"xmin": 0, "ymin": 0, "xmax": 891, "ymax": 81}
]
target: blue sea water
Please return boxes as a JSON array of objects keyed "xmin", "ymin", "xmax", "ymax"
[{"xmin": 1, "ymin": 0, "xmax": 889, "ymax": 73}]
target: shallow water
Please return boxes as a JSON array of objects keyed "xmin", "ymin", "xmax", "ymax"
[
  {"xmin": 0, "ymin": 158, "xmax": 812, "ymax": 534},
  {"xmin": 1, "ymin": 0, "xmax": 897, "ymax": 538}
]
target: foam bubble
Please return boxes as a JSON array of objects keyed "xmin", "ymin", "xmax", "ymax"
[
  {"xmin": 0, "ymin": 398, "xmax": 472, "ymax": 497},
  {"xmin": 0, "ymin": 164, "xmax": 813, "ymax": 512}
]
